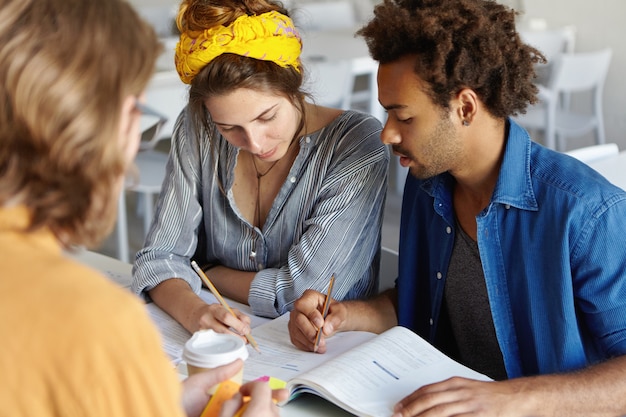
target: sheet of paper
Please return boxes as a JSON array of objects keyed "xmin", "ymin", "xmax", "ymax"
[
  {"xmin": 243, "ymin": 314, "xmax": 375, "ymax": 383},
  {"xmin": 146, "ymin": 289, "xmax": 271, "ymax": 364}
]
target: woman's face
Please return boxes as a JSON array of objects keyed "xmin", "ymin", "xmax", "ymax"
[{"xmin": 205, "ymin": 88, "xmax": 300, "ymax": 162}]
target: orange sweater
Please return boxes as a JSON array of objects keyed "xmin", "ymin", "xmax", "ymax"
[{"xmin": 0, "ymin": 206, "xmax": 184, "ymax": 417}]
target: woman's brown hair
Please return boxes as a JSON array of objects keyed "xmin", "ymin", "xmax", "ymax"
[
  {"xmin": 0, "ymin": 0, "xmax": 160, "ymax": 247},
  {"xmin": 177, "ymin": 0, "xmax": 308, "ymax": 168}
]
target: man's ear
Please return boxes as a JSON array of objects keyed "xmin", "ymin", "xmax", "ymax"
[{"xmin": 453, "ymin": 88, "xmax": 479, "ymax": 127}]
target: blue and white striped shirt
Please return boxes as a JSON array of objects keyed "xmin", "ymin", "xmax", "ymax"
[{"xmin": 132, "ymin": 109, "xmax": 389, "ymax": 318}]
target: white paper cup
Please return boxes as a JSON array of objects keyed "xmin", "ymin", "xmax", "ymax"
[{"xmin": 183, "ymin": 330, "xmax": 249, "ymax": 393}]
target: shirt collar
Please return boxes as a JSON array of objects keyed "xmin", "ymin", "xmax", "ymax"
[{"xmin": 491, "ymin": 119, "xmax": 538, "ymax": 211}]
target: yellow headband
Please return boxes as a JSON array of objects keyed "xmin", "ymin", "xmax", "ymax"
[{"xmin": 175, "ymin": 11, "xmax": 302, "ymax": 84}]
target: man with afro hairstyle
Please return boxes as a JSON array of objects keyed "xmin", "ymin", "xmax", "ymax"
[{"xmin": 288, "ymin": 0, "xmax": 626, "ymax": 415}]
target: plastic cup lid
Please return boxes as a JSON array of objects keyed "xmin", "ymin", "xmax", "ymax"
[{"xmin": 182, "ymin": 329, "xmax": 249, "ymax": 368}]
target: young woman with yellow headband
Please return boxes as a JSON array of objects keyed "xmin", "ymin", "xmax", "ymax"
[{"xmin": 132, "ymin": 0, "xmax": 389, "ymax": 336}]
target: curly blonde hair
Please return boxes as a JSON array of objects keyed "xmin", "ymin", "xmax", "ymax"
[{"xmin": 0, "ymin": 0, "xmax": 160, "ymax": 247}]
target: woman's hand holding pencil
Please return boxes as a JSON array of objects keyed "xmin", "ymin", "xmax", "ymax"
[{"xmin": 191, "ymin": 260, "xmax": 261, "ymax": 353}]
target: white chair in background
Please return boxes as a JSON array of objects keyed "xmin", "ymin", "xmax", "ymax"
[
  {"xmin": 140, "ymin": 70, "xmax": 188, "ymax": 149},
  {"xmin": 115, "ymin": 107, "xmax": 169, "ymax": 263},
  {"xmin": 292, "ymin": 1, "xmax": 357, "ymax": 32},
  {"xmin": 304, "ymin": 59, "xmax": 354, "ymax": 109},
  {"xmin": 115, "ymin": 191, "xmax": 130, "ymax": 263},
  {"xmin": 114, "ymin": 73, "xmax": 187, "ymax": 262},
  {"xmin": 514, "ymin": 48, "xmax": 612, "ymax": 151},
  {"xmin": 520, "ymin": 26, "xmax": 576, "ymax": 86},
  {"xmin": 135, "ymin": 70, "xmax": 187, "ymax": 233},
  {"xmin": 564, "ymin": 143, "xmax": 619, "ymax": 165},
  {"xmin": 294, "ymin": 1, "xmax": 370, "ymax": 113}
]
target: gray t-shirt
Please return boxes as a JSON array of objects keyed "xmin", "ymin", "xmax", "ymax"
[{"xmin": 442, "ymin": 221, "xmax": 508, "ymax": 380}]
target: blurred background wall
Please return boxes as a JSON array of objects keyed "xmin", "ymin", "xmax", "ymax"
[{"xmin": 129, "ymin": 0, "xmax": 626, "ymax": 150}]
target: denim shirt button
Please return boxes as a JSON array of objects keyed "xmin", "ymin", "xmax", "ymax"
[
  {"xmin": 429, "ymin": 318, "xmax": 434, "ymax": 325},
  {"xmin": 290, "ymin": 176, "xmax": 296, "ymax": 183},
  {"xmin": 436, "ymin": 272, "xmax": 442, "ymax": 279},
  {"xmin": 257, "ymin": 263, "xmax": 264, "ymax": 270},
  {"xmin": 446, "ymin": 226, "xmax": 452, "ymax": 234},
  {"xmin": 305, "ymin": 136, "xmax": 311, "ymax": 144},
  {"xmin": 505, "ymin": 204, "xmax": 511, "ymax": 209}
]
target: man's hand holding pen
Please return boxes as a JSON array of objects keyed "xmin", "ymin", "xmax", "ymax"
[{"xmin": 287, "ymin": 287, "xmax": 349, "ymax": 353}]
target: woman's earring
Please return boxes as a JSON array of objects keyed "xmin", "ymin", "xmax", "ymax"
[{"xmin": 462, "ymin": 120, "xmax": 470, "ymax": 127}]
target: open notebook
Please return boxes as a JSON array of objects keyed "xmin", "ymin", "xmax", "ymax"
[
  {"xmin": 244, "ymin": 314, "xmax": 491, "ymax": 417},
  {"xmin": 147, "ymin": 298, "xmax": 490, "ymax": 417}
]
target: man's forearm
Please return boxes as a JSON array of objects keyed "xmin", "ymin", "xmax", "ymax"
[
  {"xmin": 343, "ymin": 288, "xmax": 398, "ymax": 333},
  {"xmin": 514, "ymin": 354, "xmax": 626, "ymax": 417}
]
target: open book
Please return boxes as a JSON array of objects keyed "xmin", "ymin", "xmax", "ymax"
[{"xmin": 244, "ymin": 314, "xmax": 491, "ymax": 417}]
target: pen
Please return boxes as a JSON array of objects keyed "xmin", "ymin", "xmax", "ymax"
[
  {"xmin": 313, "ymin": 274, "xmax": 335, "ymax": 353},
  {"xmin": 190, "ymin": 260, "xmax": 261, "ymax": 353}
]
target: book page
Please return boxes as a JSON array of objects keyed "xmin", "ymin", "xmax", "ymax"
[
  {"xmin": 243, "ymin": 314, "xmax": 376, "ymax": 383},
  {"xmin": 288, "ymin": 326, "xmax": 491, "ymax": 417}
]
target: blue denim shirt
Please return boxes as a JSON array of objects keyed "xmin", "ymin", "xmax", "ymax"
[{"xmin": 397, "ymin": 119, "xmax": 626, "ymax": 378}]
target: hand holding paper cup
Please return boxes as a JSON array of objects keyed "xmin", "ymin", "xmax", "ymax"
[{"xmin": 183, "ymin": 329, "xmax": 249, "ymax": 394}]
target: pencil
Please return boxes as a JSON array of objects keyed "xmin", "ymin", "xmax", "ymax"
[
  {"xmin": 190, "ymin": 260, "xmax": 261, "ymax": 353},
  {"xmin": 313, "ymin": 274, "xmax": 335, "ymax": 353}
]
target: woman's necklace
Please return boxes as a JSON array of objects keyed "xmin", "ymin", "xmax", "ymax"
[
  {"xmin": 249, "ymin": 138, "xmax": 299, "ymax": 229},
  {"xmin": 250, "ymin": 155, "xmax": 280, "ymax": 228}
]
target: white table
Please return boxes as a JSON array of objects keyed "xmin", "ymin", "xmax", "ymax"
[
  {"xmin": 70, "ymin": 250, "xmax": 353, "ymax": 416},
  {"xmin": 67, "ymin": 249, "xmax": 133, "ymax": 287},
  {"xmin": 587, "ymin": 150, "xmax": 626, "ymax": 191}
]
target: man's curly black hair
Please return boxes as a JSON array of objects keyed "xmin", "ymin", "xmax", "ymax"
[{"xmin": 357, "ymin": 0, "xmax": 545, "ymax": 118}]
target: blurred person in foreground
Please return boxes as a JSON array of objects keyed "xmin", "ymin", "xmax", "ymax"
[
  {"xmin": 0, "ymin": 0, "xmax": 285, "ymax": 415},
  {"xmin": 132, "ymin": 0, "xmax": 388, "ymax": 335},
  {"xmin": 288, "ymin": 0, "xmax": 626, "ymax": 416}
]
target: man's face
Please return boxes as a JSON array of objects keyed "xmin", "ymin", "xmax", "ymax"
[{"xmin": 377, "ymin": 55, "xmax": 462, "ymax": 180}]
